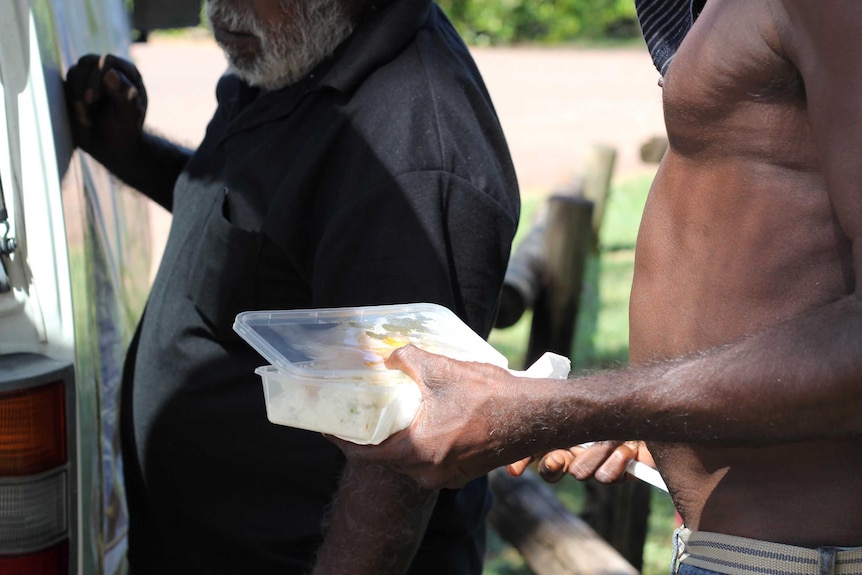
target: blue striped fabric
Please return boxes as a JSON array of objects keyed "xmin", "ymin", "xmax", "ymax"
[
  {"xmin": 676, "ymin": 528, "xmax": 862, "ymax": 575},
  {"xmin": 635, "ymin": 0, "xmax": 706, "ymax": 75}
]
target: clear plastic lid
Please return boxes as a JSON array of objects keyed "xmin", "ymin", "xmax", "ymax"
[{"xmin": 233, "ymin": 302, "xmax": 509, "ymax": 383}]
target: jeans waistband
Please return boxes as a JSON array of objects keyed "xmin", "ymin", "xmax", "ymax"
[{"xmin": 672, "ymin": 528, "xmax": 862, "ymax": 575}]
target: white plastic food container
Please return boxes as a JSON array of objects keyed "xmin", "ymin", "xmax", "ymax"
[{"xmin": 233, "ymin": 303, "xmax": 513, "ymax": 445}]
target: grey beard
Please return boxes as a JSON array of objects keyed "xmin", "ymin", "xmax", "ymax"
[{"xmin": 206, "ymin": 0, "xmax": 355, "ymax": 91}]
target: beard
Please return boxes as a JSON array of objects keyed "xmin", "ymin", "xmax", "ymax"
[{"xmin": 206, "ymin": 0, "xmax": 355, "ymax": 91}]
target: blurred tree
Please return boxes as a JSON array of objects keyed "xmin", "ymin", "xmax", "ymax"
[{"xmin": 437, "ymin": 0, "xmax": 638, "ymax": 45}]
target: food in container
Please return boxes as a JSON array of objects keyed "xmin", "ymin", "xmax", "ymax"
[{"xmin": 233, "ymin": 302, "xmax": 570, "ymax": 444}]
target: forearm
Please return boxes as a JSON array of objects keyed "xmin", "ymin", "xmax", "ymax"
[
  {"xmin": 533, "ymin": 295, "xmax": 862, "ymax": 449},
  {"xmin": 90, "ymin": 130, "xmax": 191, "ymax": 211},
  {"xmin": 338, "ymin": 291, "xmax": 862, "ymax": 491},
  {"xmin": 313, "ymin": 463, "xmax": 437, "ymax": 575}
]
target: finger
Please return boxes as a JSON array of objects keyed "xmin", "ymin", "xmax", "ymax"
[
  {"xmin": 537, "ymin": 449, "xmax": 575, "ymax": 483},
  {"xmin": 594, "ymin": 443, "xmax": 637, "ymax": 484},
  {"xmin": 65, "ymin": 54, "xmax": 103, "ymax": 97},
  {"xmin": 568, "ymin": 441, "xmax": 619, "ymax": 480},
  {"xmin": 102, "ymin": 69, "xmax": 142, "ymax": 124},
  {"xmin": 630, "ymin": 441, "xmax": 656, "ymax": 467},
  {"xmin": 64, "ymin": 54, "xmax": 105, "ymax": 127},
  {"xmin": 505, "ymin": 456, "xmax": 534, "ymax": 477},
  {"xmin": 99, "ymin": 62, "xmax": 147, "ymax": 131},
  {"xmin": 73, "ymin": 100, "xmax": 91, "ymax": 128},
  {"xmin": 101, "ymin": 54, "xmax": 148, "ymax": 111},
  {"xmin": 82, "ymin": 54, "xmax": 112, "ymax": 109},
  {"xmin": 102, "ymin": 55, "xmax": 146, "ymax": 88},
  {"xmin": 103, "ymin": 69, "xmax": 130, "ymax": 101}
]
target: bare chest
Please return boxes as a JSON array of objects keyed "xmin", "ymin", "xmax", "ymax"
[
  {"xmin": 629, "ymin": 1, "xmax": 855, "ymax": 359},
  {"xmin": 661, "ymin": 0, "xmax": 810, "ymax": 163}
]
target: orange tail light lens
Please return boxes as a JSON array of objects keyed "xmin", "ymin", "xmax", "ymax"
[{"xmin": 0, "ymin": 381, "xmax": 67, "ymax": 476}]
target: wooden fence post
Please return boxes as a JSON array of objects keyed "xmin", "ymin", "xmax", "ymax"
[
  {"xmin": 495, "ymin": 206, "xmax": 548, "ymax": 330},
  {"xmin": 525, "ymin": 195, "xmax": 594, "ymax": 367},
  {"xmin": 580, "ymin": 144, "xmax": 617, "ymax": 251},
  {"xmin": 488, "ymin": 468, "xmax": 640, "ymax": 575},
  {"xmin": 581, "ymin": 478, "xmax": 653, "ymax": 572}
]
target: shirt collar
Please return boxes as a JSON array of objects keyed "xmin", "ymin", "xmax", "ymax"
[
  {"xmin": 315, "ymin": 0, "xmax": 432, "ymax": 95},
  {"xmin": 213, "ymin": 0, "xmax": 432, "ymax": 136}
]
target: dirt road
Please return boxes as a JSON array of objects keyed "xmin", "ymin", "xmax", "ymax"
[{"xmin": 130, "ymin": 35, "xmax": 665, "ymax": 276}]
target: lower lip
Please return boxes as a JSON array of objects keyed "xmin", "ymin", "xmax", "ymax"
[{"xmin": 213, "ymin": 27, "xmax": 257, "ymax": 49}]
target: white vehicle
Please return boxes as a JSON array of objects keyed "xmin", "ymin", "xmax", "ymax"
[{"xmin": 0, "ymin": 0, "xmax": 196, "ymax": 572}]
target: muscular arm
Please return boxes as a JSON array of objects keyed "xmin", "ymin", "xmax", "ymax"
[
  {"xmin": 342, "ymin": 294, "xmax": 862, "ymax": 491},
  {"xmin": 571, "ymin": 299, "xmax": 862, "ymax": 446}
]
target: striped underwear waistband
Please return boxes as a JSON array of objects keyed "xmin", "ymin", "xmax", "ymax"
[{"xmin": 675, "ymin": 528, "xmax": 862, "ymax": 575}]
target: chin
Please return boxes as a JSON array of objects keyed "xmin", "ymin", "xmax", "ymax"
[
  {"xmin": 227, "ymin": 63, "xmax": 297, "ymax": 91},
  {"xmin": 228, "ymin": 52, "xmax": 315, "ymax": 90}
]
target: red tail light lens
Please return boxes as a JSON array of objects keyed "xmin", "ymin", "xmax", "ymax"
[{"xmin": 0, "ymin": 540, "xmax": 68, "ymax": 575}]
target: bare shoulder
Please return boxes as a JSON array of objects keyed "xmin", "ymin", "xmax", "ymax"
[
  {"xmin": 662, "ymin": 0, "xmax": 803, "ymax": 155},
  {"xmin": 671, "ymin": 1, "xmax": 797, "ymax": 95}
]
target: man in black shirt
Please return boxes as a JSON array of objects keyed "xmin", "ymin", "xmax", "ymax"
[{"xmin": 65, "ymin": 0, "xmax": 519, "ymax": 573}]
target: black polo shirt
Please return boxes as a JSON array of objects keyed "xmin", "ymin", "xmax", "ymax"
[{"xmin": 121, "ymin": 1, "xmax": 519, "ymax": 573}]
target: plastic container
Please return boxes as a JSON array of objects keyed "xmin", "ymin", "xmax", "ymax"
[{"xmin": 233, "ymin": 303, "xmax": 512, "ymax": 444}]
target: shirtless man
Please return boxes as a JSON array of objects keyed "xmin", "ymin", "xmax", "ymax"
[{"xmin": 337, "ymin": 2, "xmax": 862, "ymax": 571}]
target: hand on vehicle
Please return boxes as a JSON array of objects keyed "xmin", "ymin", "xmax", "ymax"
[
  {"xmin": 506, "ymin": 441, "xmax": 653, "ymax": 484},
  {"xmin": 330, "ymin": 345, "xmax": 524, "ymax": 491},
  {"xmin": 64, "ymin": 54, "xmax": 148, "ymax": 162}
]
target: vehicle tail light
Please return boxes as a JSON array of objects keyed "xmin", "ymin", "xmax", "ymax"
[
  {"xmin": 0, "ymin": 355, "xmax": 73, "ymax": 574},
  {"xmin": 0, "ymin": 469, "xmax": 67, "ymax": 551},
  {"xmin": 0, "ymin": 382, "xmax": 66, "ymax": 475},
  {"xmin": 0, "ymin": 540, "xmax": 68, "ymax": 575}
]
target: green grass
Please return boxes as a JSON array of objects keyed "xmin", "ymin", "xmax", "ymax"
[
  {"xmin": 484, "ymin": 173, "xmax": 678, "ymax": 575},
  {"xmin": 488, "ymin": 174, "xmax": 651, "ymax": 372}
]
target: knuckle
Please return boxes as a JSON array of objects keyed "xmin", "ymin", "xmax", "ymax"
[{"xmin": 569, "ymin": 459, "xmax": 593, "ymax": 480}]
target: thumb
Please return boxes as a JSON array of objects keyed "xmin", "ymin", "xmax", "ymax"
[{"xmin": 384, "ymin": 344, "xmax": 429, "ymax": 382}]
